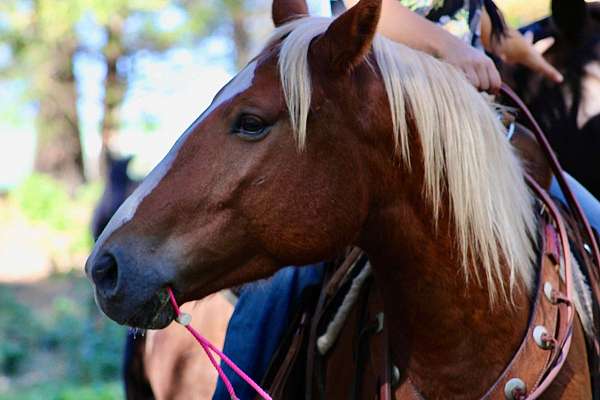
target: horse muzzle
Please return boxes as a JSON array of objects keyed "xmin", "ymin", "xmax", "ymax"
[{"xmin": 85, "ymin": 242, "xmax": 177, "ymax": 329}]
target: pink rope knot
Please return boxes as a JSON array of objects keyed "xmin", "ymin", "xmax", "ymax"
[{"xmin": 166, "ymin": 287, "xmax": 272, "ymax": 400}]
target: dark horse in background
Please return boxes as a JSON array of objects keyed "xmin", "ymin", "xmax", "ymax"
[
  {"xmin": 91, "ymin": 152, "xmax": 139, "ymax": 241},
  {"xmin": 90, "ymin": 152, "xmax": 151, "ymax": 398},
  {"xmin": 503, "ymin": 0, "xmax": 600, "ymax": 200}
]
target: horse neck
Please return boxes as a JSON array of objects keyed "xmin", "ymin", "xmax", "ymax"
[{"xmin": 359, "ymin": 177, "xmax": 532, "ymax": 398}]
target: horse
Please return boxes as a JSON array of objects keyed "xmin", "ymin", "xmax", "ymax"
[
  {"xmin": 91, "ymin": 151, "xmax": 234, "ymax": 399},
  {"xmin": 85, "ymin": 0, "xmax": 597, "ymax": 397},
  {"xmin": 502, "ymin": 0, "xmax": 600, "ymax": 201},
  {"xmin": 91, "ymin": 151, "xmax": 139, "ymax": 241}
]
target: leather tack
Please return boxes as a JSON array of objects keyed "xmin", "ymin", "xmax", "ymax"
[
  {"xmin": 504, "ymin": 378, "xmax": 526, "ymax": 399},
  {"xmin": 547, "ymin": 251, "xmax": 559, "ymax": 266},
  {"xmin": 533, "ymin": 325, "xmax": 552, "ymax": 349},
  {"xmin": 391, "ymin": 365, "xmax": 400, "ymax": 387},
  {"xmin": 481, "ymin": 216, "xmax": 565, "ymax": 399},
  {"xmin": 375, "ymin": 313, "xmax": 384, "ymax": 334},
  {"xmin": 543, "ymin": 282, "xmax": 556, "ymax": 304}
]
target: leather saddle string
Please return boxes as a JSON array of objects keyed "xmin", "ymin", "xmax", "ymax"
[
  {"xmin": 524, "ymin": 175, "xmax": 575, "ymax": 399},
  {"xmin": 500, "ymin": 84, "xmax": 600, "ymax": 270},
  {"xmin": 305, "ymin": 248, "xmax": 364, "ymax": 400}
]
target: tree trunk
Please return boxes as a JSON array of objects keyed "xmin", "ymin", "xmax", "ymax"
[
  {"xmin": 101, "ymin": 17, "xmax": 127, "ymax": 149},
  {"xmin": 34, "ymin": 39, "xmax": 85, "ymax": 190},
  {"xmin": 230, "ymin": 3, "xmax": 251, "ymax": 70},
  {"xmin": 98, "ymin": 16, "xmax": 127, "ymax": 175}
]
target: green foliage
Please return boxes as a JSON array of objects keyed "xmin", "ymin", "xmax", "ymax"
[
  {"xmin": 0, "ymin": 288, "xmax": 40, "ymax": 376},
  {"xmin": 0, "ymin": 0, "xmax": 232, "ymax": 79},
  {"xmin": 9, "ymin": 174, "xmax": 100, "ymax": 254},
  {"xmin": 45, "ymin": 295, "xmax": 125, "ymax": 382},
  {"xmin": 11, "ymin": 174, "xmax": 72, "ymax": 231},
  {"xmin": 0, "ymin": 276, "xmax": 126, "ymax": 396},
  {"xmin": 0, "ymin": 381, "xmax": 122, "ymax": 400}
]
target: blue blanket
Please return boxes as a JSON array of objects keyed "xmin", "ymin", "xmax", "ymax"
[{"xmin": 212, "ymin": 263, "xmax": 325, "ymax": 400}]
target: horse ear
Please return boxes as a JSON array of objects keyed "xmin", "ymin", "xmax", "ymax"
[
  {"xmin": 552, "ymin": 0, "xmax": 588, "ymax": 41},
  {"xmin": 272, "ymin": 0, "xmax": 309, "ymax": 27},
  {"xmin": 313, "ymin": 0, "xmax": 382, "ymax": 73}
]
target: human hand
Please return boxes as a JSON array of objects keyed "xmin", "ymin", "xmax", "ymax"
[
  {"xmin": 490, "ymin": 30, "xmax": 563, "ymax": 84},
  {"xmin": 436, "ymin": 35, "xmax": 502, "ymax": 93}
]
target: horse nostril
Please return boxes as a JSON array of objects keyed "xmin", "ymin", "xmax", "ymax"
[{"xmin": 92, "ymin": 252, "xmax": 119, "ymax": 296}]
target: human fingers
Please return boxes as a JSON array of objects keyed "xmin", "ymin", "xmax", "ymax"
[
  {"xmin": 529, "ymin": 52, "xmax": 564, "ymax": 83},
  {"xmin": 476, "ymin": 61, "xmax": 491, "ymax": 92},
  {"xmin": 473, "ymin": 55, "xmax": 500, "ymax": 93},
  {"xmin": 533, "ymin": 37, "xmax": 555, "ymax": 54},
  {"xmin": 463, "ymin": 64, "xmax": 481, "ymax": 90},
  {"xmin": 488, "ymin": 60, "xmax": 502, "ymax": 94}
]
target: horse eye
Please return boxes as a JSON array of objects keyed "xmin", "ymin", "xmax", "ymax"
[{"xmin": 234, "ymin": 115, "xmax": 269, "ymax": 141}]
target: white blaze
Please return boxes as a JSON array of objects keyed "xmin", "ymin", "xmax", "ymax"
[{"xmin": 91, "ymin": 61, "xmax": 258, "ymax": 255}]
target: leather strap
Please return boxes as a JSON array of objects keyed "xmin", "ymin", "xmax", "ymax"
[
  {"xmin": 305, "ymin": 248, "xmax": 363, "ymax": 400},
  {"xmin": 502, "ymin": 84, "xmax": 600, "ymax": 390},
  {"xmin": 525, "ymin": 180, "xmax": 575, "ymax": 398},
  {"xmin": 379, "ymin": 315, "xmax": 393, "ymax": 400},
  {"xmin": 485, "ymin": 176, "xmax": 576, "ymax": 400},
  {"xmin": 268, "ymin": 312, "xmax": 310, "ymax": 398}
]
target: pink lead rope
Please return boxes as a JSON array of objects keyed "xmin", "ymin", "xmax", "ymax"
[{"xmin": 166, "ymin": 287, "xmax": 273, "ymax": 400}]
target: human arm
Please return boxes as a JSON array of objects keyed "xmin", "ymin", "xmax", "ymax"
[
  {"xmin": 343, "ymin": 0, "xmax": 502, "ymax": 92},
  {"xmin": 480, "ymin": 10, "xmax": 563, "ymax": 83}
]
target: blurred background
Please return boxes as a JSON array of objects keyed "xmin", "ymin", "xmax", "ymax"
[{"xmin": 0, "ymin": 0, "xmax": 555, "ymax": 399}]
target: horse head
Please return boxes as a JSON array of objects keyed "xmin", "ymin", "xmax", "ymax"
[
  {"xmin": 85, "ymin": 0, "xmax": 385, "ymax": 328},
  {"xmin": 86, "ymin": 0, "xmax": 534, "ymax": 330},
  {"xmin": 552, "ymin": 0, "xmax": 599, "ymax": 43}
]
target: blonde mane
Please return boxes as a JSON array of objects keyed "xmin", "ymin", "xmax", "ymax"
[{"xmin": 266, "ymin": 16, "xmax": 537, "ymax": 303}]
